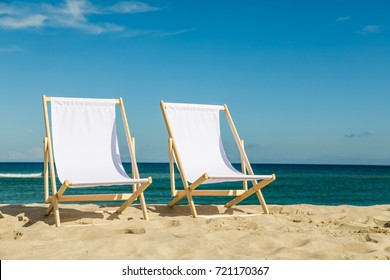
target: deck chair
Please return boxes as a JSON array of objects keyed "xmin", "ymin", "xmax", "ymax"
[
  {"xmin": 42, "ymin": 96, "xmax": 152, "ymax": 227},
  {"xmin": 160, "ymin": 101, "xmax": 275, "ymax": 217}
]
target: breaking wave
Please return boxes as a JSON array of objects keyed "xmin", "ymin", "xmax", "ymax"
[{"xmin": 0, "ymin": 173, "xmax": 43, "ymax": 178}]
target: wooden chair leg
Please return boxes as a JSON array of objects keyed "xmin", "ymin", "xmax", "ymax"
[
  {"xmin": 186, "ymin": 191, "xmax": 197, "ymax": 218},
  {"xmin": 52, "ymin": 197, "xmax": 61, "ymax": 227},
  {"xmin": 168, "ymin": 189, "xmax": 198, "ymax": 218},
  {"xmin": 139, "ymin": 193, "xmax": 149, "ymax": 220},
  {"xmin": 116, "ymin": 178, "xmax": 152, "ymax": 215},
  {"xmin": 256, "ymin": 190, "xmax": 269, "ymax": 214},
  {"xmin": 168, "ymin": 193, "xmax": 186, "ymax": 207},
  {"xmin": 225, "ymin": 176, "xmax": 275, "ymax": 211},
  {"xmin": 45, "ymin": 203, "xmax": 54, "ymax": 216}
]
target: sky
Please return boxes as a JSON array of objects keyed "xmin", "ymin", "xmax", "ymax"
[{"xmin": 0, "ymin": 0, "xmax": 389, "ymax": 165}]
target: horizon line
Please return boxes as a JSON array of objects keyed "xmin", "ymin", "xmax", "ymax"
[{"xmin": 1, "ymin": 161, "xmax": 389, "ymax": 167}]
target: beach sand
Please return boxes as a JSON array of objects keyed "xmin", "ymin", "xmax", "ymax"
[{"xmin": 0, "ymin": 203, "xmax": 389, "ymax": 260}]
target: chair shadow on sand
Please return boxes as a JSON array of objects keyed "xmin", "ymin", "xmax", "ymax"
[
  {"xmin": 0, "ymin": 204, "xmax": 107, "ymax": 227},
  {"xmin": 147, "ymin": 204, "xmax": 258, "ymax": 218},
  {"xmin": 0, "ymin": 203, "xmax": 262, "ymax": 228}
]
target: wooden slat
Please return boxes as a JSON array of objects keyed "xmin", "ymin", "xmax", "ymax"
[
  {"xmin": 56, "ymin": 180, "xmax": 70, "ymax": 199},
  {"xmin": 223, "ymin": 104, "xmax": 273, "ymax": 214},
  {"xmin": 42, "ymin": 95, "xmax": 61, "ymax": 226},
  {"xmin": 59, "ymin": 193, "xmax": 135, "ymax": 202},
  {"xmin": 118, "ymin": 98, "xmax": 151, "ymax": 221},
  {"xmin": 42, "ymin": 95, "xmax": 58, "ymax": 195},
  {"xmin": 241, "ymin": 139, "xmax": 248, "ymax": 191},
  {"xmin": 116, "ymin": 177, "xmax": 152, "ymax": 216},
  {"xmin": 168, "ymin": 173, "xmax": 209, "ymax": 207},
  {"xmin": 43, "ymin": 137, "xmax": 49, "ymax": 202},
  {"xmin": 161, "ymin": 100, "xmax": 198, "ymax": 217},
  {"xmin": 169, "ymin": 138, "xmax": 176, "ymax": 196},
  {"xmin": 175, "ymin": 190, "xmax": 246, "ymax": 197},
  {"xmin": 225, "ymin": 174, "xmax": 275, "ymax": 209},
  {"xmin": 45, "ymin": 97, "xmax": 120, "ymax": 103},
  {"xmin": 119, "ymin": 98, "xmax": 139, "ymax": 179}
]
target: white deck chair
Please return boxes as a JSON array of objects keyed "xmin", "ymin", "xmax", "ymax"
[
  {"xmin": 42, "ymin": 96, "xmax": 152, "ymax": 226},
  {"xmin": 160, "ymin": 101, "xmax": 275, "ymax": 217}
]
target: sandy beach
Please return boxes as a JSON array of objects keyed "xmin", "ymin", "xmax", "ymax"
[{"xmin": 0, "ymin": 203, "xmax": 389, "ymax": 260}]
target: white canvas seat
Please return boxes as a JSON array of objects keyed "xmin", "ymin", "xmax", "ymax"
[
  {"xmin": 43, "ymin": 96, "xmax": 152, "ymax": 226},
  {"xmin": 160, "ymin": 101, "xmax": 275, "ymax": 217}
]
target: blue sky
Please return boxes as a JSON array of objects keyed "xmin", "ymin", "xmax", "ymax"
[{"xmin": 0, "ymin": 0, "xmax": 389, "ymax": 165}]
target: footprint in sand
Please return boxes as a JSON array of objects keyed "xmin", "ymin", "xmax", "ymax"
[
  {"xmin": 125, "ymin": 227, "xmax": 146, "ymax": 234},
  {"xmin": 166, "ymin": 220, "xmax": 180, "ymax": 227},
  {"xmin": 13, "ymin": 230, "xmax": 23, "ymax": 240},
  {"xmin": 75, "ymin": 218, "xmax": 93, "ymax": 225},
  {"xmin": 363, "ymin": 234, "xmax": 379, "ymax": 243}
]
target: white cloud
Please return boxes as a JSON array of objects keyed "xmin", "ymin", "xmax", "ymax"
[
  {"xmin": 0, "ymin": 44, "xmax": 24, "ymax": 53},
  {"xmin": 122, "ymin": 27, "xmax": 196, "ymax": 37},
  {"xmin": 76, "ymin": 22, "xmax": 125, "ymax": 34},
  {"xmin": 0, "ymin": 14, "xmax": 46, "ymax": 29},
  {"xmin": 103, "ymin": 1, "xmax": 160, "ymax": 14},
  {"xmin": 0, "ymin": 0, "xmax": 159, "ymax": 34},
  {"xmin": 157, "ymin": 27, "xmax": 197, "ymax": 37},
  {"xmin": 62, "ymin": 0, "xmax": 90, "ymax": 19},
  {"xmin": 336, "ymin": 16, "xmax": 351, "ymax": 22},
  {"xmin": 360, "ymin": 25, "xmax": 381, "ymax": 34}
]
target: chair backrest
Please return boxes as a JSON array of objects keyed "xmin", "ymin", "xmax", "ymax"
[
  {"xmin": 50, "ymin": 97, "xmax": 130, "ymax": 186},
  {"xmin": 164, "ymin": 102, "xmax": 242, "ymax": 183}
]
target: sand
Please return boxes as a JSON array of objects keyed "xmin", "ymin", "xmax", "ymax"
[{"xmin": 0, "ymin": 203, "xmax": 390, "ymax": 260}]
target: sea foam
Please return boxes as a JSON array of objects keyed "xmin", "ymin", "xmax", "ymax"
[{"xmin": 0, "ymin": 173, "xmax": 42, "ymax": 178}]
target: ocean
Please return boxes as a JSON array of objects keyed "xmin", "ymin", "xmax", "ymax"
[{"xmin": 0, "ymin": 162, "xmax": 389, "ymax": 206}]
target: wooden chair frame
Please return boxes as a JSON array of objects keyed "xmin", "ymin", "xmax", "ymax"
[
  {"xmin": 42, "ymin": 95, "xmax": 151, "ymax": 226},
  {"xmin": 160, "ymin": 100, "xmax": 275, "ymax": 218}
]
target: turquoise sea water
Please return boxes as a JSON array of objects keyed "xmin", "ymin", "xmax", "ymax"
[{"xmin": 0, "ymin": 162, "xmax": 389, "ymax": 206}]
